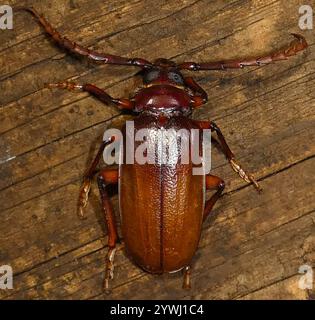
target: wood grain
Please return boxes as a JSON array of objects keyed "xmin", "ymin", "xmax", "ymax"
[{"xmin": 0, "ymin": 0, "xmax": 314, "ymax": 299}]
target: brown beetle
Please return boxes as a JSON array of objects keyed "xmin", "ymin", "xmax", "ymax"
[{"xmin": 17, "ymin": 7, "xmax": 308, "ymax": 291}]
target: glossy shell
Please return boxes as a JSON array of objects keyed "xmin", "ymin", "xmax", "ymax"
[
  {"xmin": 119, "ymin": 113, "xmax": 205, "ymax": 273},
  {"xmin": 133, "ymin": 84, "xmax": 191, "ymax": 113}
]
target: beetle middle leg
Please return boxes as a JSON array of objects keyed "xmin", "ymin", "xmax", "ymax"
[
  {"xmin": 97, "ymin": 168, "xmax": 119, "ymax": 292},
  {"xmin": 77, "ymin": 138, "xmax": 116, "ymax": 219},
  {"xmin": 197, "ymin": 120, "xmax": 262, "ymax": 192}
]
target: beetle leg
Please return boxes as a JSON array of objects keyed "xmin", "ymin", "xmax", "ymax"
[
  {"xmin": 78, "ymin": 138, "xmax": 115, "ymax": 219},
  {"xmin": 197, "ymin": 120, "xmax": 262, "ymax": 192},
  {"xmin": 211, "ymin": 122, "xmax": 262, "ymax": 192},
  {"xmin": 203, "ymin": 175, "xmax": 225, "ymax": 222},
  {"xmin": 97, "ymin": 168, "xmax": 119, "ymax": 292},
  {"xmin": 47, "ymin": 82, "xmax": 134, "ymax": 110},
  {"xmin": 229, "ymin": 159, "xmax": 261, "ymax": 191},
  {"xmin": 178, "ymin": 34, "xmax": 307, "ymax": 71},
  {"xmin": 184, "ymin": 77, "xmax": 208, "ymax": 108},
  {"xmin": 16, "ymin": 7, "xmax": 152, "ymax": 68},
  {"xmin": 182, "ymin": 265, "xmax": 192, "ymax": 289}
]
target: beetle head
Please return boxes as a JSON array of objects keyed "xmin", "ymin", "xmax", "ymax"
[{"xmin": 139, "ymin": 58, "xmax": 185, "ymax": 87}]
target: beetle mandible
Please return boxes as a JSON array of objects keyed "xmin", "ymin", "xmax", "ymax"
[{"xmin": 17, "ymin": 7, "xmax": 308, "ymax": 291}]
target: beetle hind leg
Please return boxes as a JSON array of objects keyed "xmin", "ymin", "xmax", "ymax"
[
  {"xmin": 104, "ymin": 247, "xmax": 117, "ymax": 292},
  {"xmin": 182, "ymin": 265, "xmax": 192, "ymax": 290},
  {"xmin": 203, "ymin": 175, "xmax": 225, "ymax": 222},
  {"xmin": 97, "ymin": 169, "xmax": 119, "ymax": 292}
]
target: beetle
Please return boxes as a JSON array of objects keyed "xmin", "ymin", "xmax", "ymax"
[{"xmin": 17, "ymin": 7, "xmax": 308, "ymax": 291}]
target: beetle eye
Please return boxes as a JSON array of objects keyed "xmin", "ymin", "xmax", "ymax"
[
  {"xmin": 143, "ymin": 70, "xmax": 160, "ymax": 83},
  {"xmin": 168, "ymin": 72, "xmax": 184, "ymax": 85}
]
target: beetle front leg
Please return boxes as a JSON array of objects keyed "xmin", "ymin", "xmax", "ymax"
[
  {"xmin": 78, "ymin": 138, "xmax": 116, "ymax": 219},
  {"xmin": 184, "ymin": 77, "xmax": 208, "ymax": 108},
  {"xmin": 97, "ymin": 168, "xmax": 119, "ymax": 292},
  {"xmin": 47, "ymin": 82, "xmax": 134, "ymax": 110},
  {"xmin": 197, "ymin": 120, "xmax": 262, "ymax": 192}
]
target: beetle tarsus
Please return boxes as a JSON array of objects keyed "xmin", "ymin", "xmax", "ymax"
[
  {"xmin": 77, "ymin": 179, "xmax": 91, "ymax": 219},
  {"xmin": 104, "ymin": 247, "xmax": 117, "ymax": 293},
  {"xmin": 182, "ymin": 266, "xmax": 191, "ymax": 290},
  {"xmin": 248, "ymin": 174, "xmax": 263, "ymax": 193},
  {"xmin": 46, "ymin": 81, "xmax": 83, "ymax": 91},
  {"xmin": 229, "ymin": 159, "xmax": 262, "ymax": 192}
]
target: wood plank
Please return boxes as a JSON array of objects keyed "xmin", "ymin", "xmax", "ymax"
[
  {"xmin": 1, "ymin": 155, "xmax": 313, "ymax": 299},
  {"xmin": 0, "ymin": 0, "xmax": 313, "ymax": 299},
  {"xmin": 238, "ymin": 275, "xmax": 310, "ymax": 300}
]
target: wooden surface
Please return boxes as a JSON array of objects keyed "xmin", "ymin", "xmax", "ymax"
[{"xmin": 0, "ymin": 0, "xmax": 314, "ymax": 300}]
